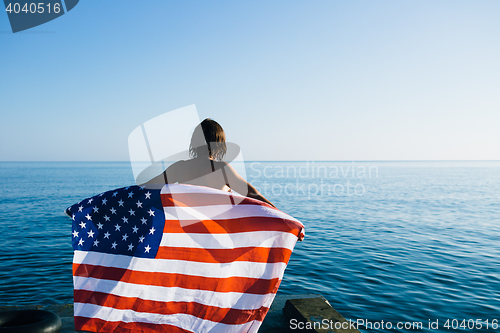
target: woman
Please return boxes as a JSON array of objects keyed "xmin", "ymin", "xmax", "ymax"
[{"xmin": 145, "ymin": 118, "xmax": 276, "ymax": 208}]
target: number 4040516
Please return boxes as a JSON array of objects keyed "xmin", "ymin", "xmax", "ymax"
[
  {"xmin": 444, "ymin": 319, "xmax": 498, "ymax": 330},
  {"xmin": 5, "ymin": 2, "xmax": 61, "ymax": 14}
]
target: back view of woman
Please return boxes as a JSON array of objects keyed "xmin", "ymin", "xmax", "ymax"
[{"xmin": 144, "ymin": 118, "xmax": 276, "ymax": 208}]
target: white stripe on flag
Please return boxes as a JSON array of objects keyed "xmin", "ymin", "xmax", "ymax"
[
  {"xmin": 161, "ymin": 184, "xmax": 241, "ymax": 196},
  {"xmin": 74, "ymin": 302, "xmax": 261, "ymax": 333},
  {"xmin": 159, "ymin": 230, "xmax": 298, "ymax": 250},
  {"xmin": 163, "ymin": 204, "xmax": 300, "ymax": 222},
  {"xmin": 73, "ymin": 276, "xmax": 275, "ymax": 310},
  {"xmin": 73, "ymin": 251, "xmax": 287, "ymax": 279}
]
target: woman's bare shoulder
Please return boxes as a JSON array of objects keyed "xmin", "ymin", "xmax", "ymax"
[
  {"xmin": 212, "ymin": 161, "xmax": 232, "ymax": 172},
  {"xmin": 167, "ymin": 160, "xmax": 188, "ymax": 169}
]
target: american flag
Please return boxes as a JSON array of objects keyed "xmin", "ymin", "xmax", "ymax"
[{"xmin": 66, "ymin": 184, "xmax": 304, "ymax": 333}]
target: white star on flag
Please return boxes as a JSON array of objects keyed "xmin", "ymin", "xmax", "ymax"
[
  {"xmin": 88, "ymin": 230, "xmax": 94, "ymax": 238},
  {"xmin": 79, "ymin": 221, "xmax": 86, "ymax": 229}
]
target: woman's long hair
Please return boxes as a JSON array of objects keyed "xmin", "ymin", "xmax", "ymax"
[{"xmin": 189, "ymin": 118, "xmax": 227, "ymax": 161}]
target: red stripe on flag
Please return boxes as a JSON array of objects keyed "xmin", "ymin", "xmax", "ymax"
[
  {"xmin": 162, "ymin": 217, "xmax": 302, "ymax": 235},
  {"xmin": 156, "ymin": 246, "xmax": 292, "ymax": 263},
  {"xmin": 74, "ymin": 290, "xmax": 269, "ymax": 325},
  {"xmin": 75, "ymin": 316, "xmax": 192, "ymax": 333},
  {"xmin": 73, "ymin": 263, "xmax": 282, "ymax": 294}
]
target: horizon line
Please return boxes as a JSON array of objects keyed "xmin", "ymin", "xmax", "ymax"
[{"xmin": 1, "ymin": 160, "xmax": 500, "ymax": 163}]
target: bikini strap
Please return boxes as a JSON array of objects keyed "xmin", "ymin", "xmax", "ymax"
[{"xmin": 216, "ymin": 160, "xmax": 235, "ymax": 205}]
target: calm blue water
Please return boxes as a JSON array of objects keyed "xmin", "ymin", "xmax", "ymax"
[{"xmin": 1, "ymin": 161, "xmax": 499, "ymax": 332}]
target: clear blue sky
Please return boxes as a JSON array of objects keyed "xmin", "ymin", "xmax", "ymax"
[{"xmin": 1, "ymin": 0, "xmax": 499, "ymax": 161}]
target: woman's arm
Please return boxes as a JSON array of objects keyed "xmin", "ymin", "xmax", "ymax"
[
  {"xmin": 223, "ymin": 164, "xmax": 303, "ymax": 240},
  {"xmin": 222, "ymin": 162, "xmax": 276, "ymax": 208},
  {"xmin": 246, "ymin": 182, "xmax": 276, "ymax": 208}
]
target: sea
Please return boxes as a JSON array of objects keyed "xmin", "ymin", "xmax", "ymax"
[{"xmin": 0, "ymin": 161, "xmax": 499, "ymax": 332}]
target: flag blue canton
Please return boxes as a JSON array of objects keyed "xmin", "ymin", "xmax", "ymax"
[{"xmin": 66, "ymin": 186, "xmax": 164, "ymax": 258}]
